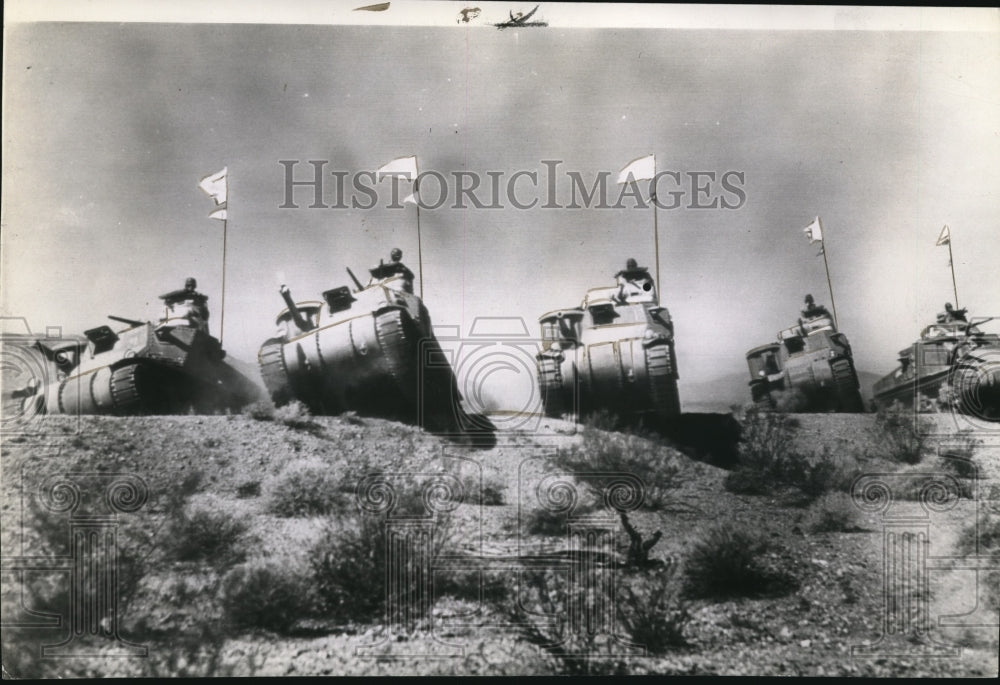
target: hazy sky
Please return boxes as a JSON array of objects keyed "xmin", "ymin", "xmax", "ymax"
[{"xmin": 3, "ymin": 10, "xmax": 998, "ymax": 409}]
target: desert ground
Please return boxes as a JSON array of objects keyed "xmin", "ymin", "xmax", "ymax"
[{"xmin": 2, "ymin": 407, "xmax": 998, "ymax": 677}]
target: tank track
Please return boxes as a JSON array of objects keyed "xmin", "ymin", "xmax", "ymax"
[
  {"xmin": 375, "ymin": 307, "xmax": 465, "ymax": 430},
  {"xmin": 258, "ymin": 337, "xmax": 293, "ymax": 407},
  {"xmin": 830, "ymin": 358, "xmax": 863, "ymax": 412},
  {"xmin": 646, "ymin": 344, "xmax": 681, "ymax": 418},
  {"xmin": 373, "ymin": 308, "xmax": 412, "ymax": 392},
  {"xmin": 110, "ymin": 364, "xmax": 143, "ymax": 414}
]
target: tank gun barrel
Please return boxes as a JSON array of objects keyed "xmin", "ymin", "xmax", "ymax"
[
  {"xmin": 108, "ymin": 315, "xmax": 146, "ymax": 328},
  {"xmin": 279, "ymin": 285, "xmax": 315, "ymax": 332},
  {"xmin": 346, "ymin": 267, "xmax": 365, "ymax": 292}
]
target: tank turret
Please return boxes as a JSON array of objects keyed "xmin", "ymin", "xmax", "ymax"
[
  {"xmin": 744, "ymin": 297, "xmax": 863, "ymax": 412},
  {"xmin": 535, "ymin": 259, "xmax": 680, "ymax": 422}
]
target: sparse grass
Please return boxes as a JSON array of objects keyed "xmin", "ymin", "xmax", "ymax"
[
  {"xmin": 804, "ymin": 492, "xmax": 865, "ymax": 533},
  {"xmin": 683, "ymin": 524, "xmax": 798, "ymax": 599},
  {"xmin": 220, "ymin": 558, "xmax": 315, "ymax": 634},
  {"xmin": 165, "ymin": 495, "xmax": 249, "ymax": 567},
  {"xmin": 265, "ymin": 458, "xmax": 350, "ymax": 517}
]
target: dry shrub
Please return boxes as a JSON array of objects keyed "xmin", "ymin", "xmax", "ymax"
[
  {"xmin": 553, "ymin": 426, "xmax": 680, "ymax": 510},
  {"xmin": 683, "ymin": 524, "xmax": 798, "ymax": 599},
  {"xmin": 220, "ymin": 558, "xmax": 314, "ymax": 633},
  {"xmin": 308, "ymin": 478, "xmax": 455, "ymax": 624},
  {"xmin": 805, "ymin": 492, "xmax": 865, "ymax": 533},
  {"xmin": 617, "ymin": 563, "xmax": 691, "ymax": 653},
  {"xmin": 874, "ymin": 409, "xmax": 930, "ymax": 464},
  {"xmin": 266, "ymin": 458, "xmax": 350, "ymax": 517},
  {"xmin": 166, "ymin": 495, "xmax": 249, "ymax": 567},
  {"xmin": 956, "ymin": 512, "xmax": 1000, "ymax": 612}
]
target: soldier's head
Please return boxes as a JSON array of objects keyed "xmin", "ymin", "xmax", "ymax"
[
  {"xmin": 185, "ymin": 277, "xmax": 197, "ymax": 291},
  {"xmin": 945, "ymin": 302, "xmax": 954, "ymax": 312},
  {"xmin": 390, "ymin": 247, "xmax": 403, "ymax": 262},
  {"xmin": 804, "ymin": 294, "xmax": 815, "ymax": 306},
  {"xmin": 626, "ymin": 258, "xmax": 637, "ymax": 269}
]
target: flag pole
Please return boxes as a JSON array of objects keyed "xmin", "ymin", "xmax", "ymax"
[
  {"xmin": 819, "ymin": 228, "xmax": 838, "ymax": 329},
  {"xmin": 652, "ymin": 191, "xmax": 661, "ymax": 305},
  {"xmin": 415, "ymin": 178, "xmax": 424, "ymax": 300},
  {"xmin": 947, "ymin": 234, "xmax": 958, "ymax": 308},
  {"xmin": 220, "ymin": 215, "xmax": 228, "ymax": 346}
]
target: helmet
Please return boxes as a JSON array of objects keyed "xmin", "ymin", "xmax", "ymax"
[
  {"xmin": 185, "ymin": 277, "xmax": 197, "ymax": 289},
  {"xmin": 805, "ymin": 294, "xmax": 814, "ymax": 304},
  {"xmin": 390, "ymin": 248, "xmax": 403, "ymax": 262},
  {"xmin": 626, "ymin": 258, "xmax": 637, "ymax": 269}
]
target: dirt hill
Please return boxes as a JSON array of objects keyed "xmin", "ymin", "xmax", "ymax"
[{"xmin": 1, "ymin": 409, "xmax": 997, "ymax": 677}]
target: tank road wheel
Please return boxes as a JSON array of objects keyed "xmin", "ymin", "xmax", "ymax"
[
  {"xmin": 537, "ymin": 356, "xmax": 566, "ymax": 418},
  {"xmin": 258, "ymin": 338, "xmax": 293, "ymax": 407},
  {"xmin": 646, "ymin": 344, "xmax": 681, "ymax": 419},
  {"xmin": 831, "ymin": 358, "xmax": 864, "ymax": 412}
]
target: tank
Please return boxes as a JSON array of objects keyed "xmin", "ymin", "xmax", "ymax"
[
  {"xmin": 873, "ymin": 313, "xmax": 1000, "ymax": 421},
  {"xmin": 257, "ymin": 257, "xmax": 468, "ymax": 432},
  {"xmin": 5, "ymin": 311, "xmax": 262, "ymax": 416},
  {"xmin": 535, "ymin": 261, "xmax": 680, "ymax": 422},
  {"xmin": 745, "ymin": 303, "xmax": 864, "ymax": 412}
]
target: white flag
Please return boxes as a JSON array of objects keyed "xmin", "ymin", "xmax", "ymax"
[
  {"xmin": 935, "ymin": 225, "xmax": 950, "ymax": 246},
  {"xmin": 616, "ymin": 154, "xmax": 655, "ymax": 184},
  {"xmin": 803, "ymin": 216, "xmax": 823, "ymax": 244},
  {"xmin": 377, "ymin": 156, "xmax": 418, "ymax": 180},
  {"xmin": 208, "ymin": 208, "xmax": 227, "ymax": 220},
  {"xmin": 199, "ymin": 167, "xmax": 228, "ymax": 205},
  {"xmin": 403, "ymin": 191, "xmax": 419, "ymax": 205}
]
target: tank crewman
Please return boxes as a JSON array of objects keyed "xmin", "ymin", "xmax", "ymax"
[
  {"xmin": 159, "ymin": 277, "xmax": 210, "ymax": 333},
  {"xmin": 801, "ymin": 294, "xmax": 831, "ymax": 320},
  {"xmin": 372, "ymin": 247, "xmax": 415, "ymax": 293},
  {"xmin": 939, "ymin": 302, "xmax": 968, "ymax": 323},
  {"xmin": 615, "ymin": 258, "xmax": 655, "ymax": 303}
]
